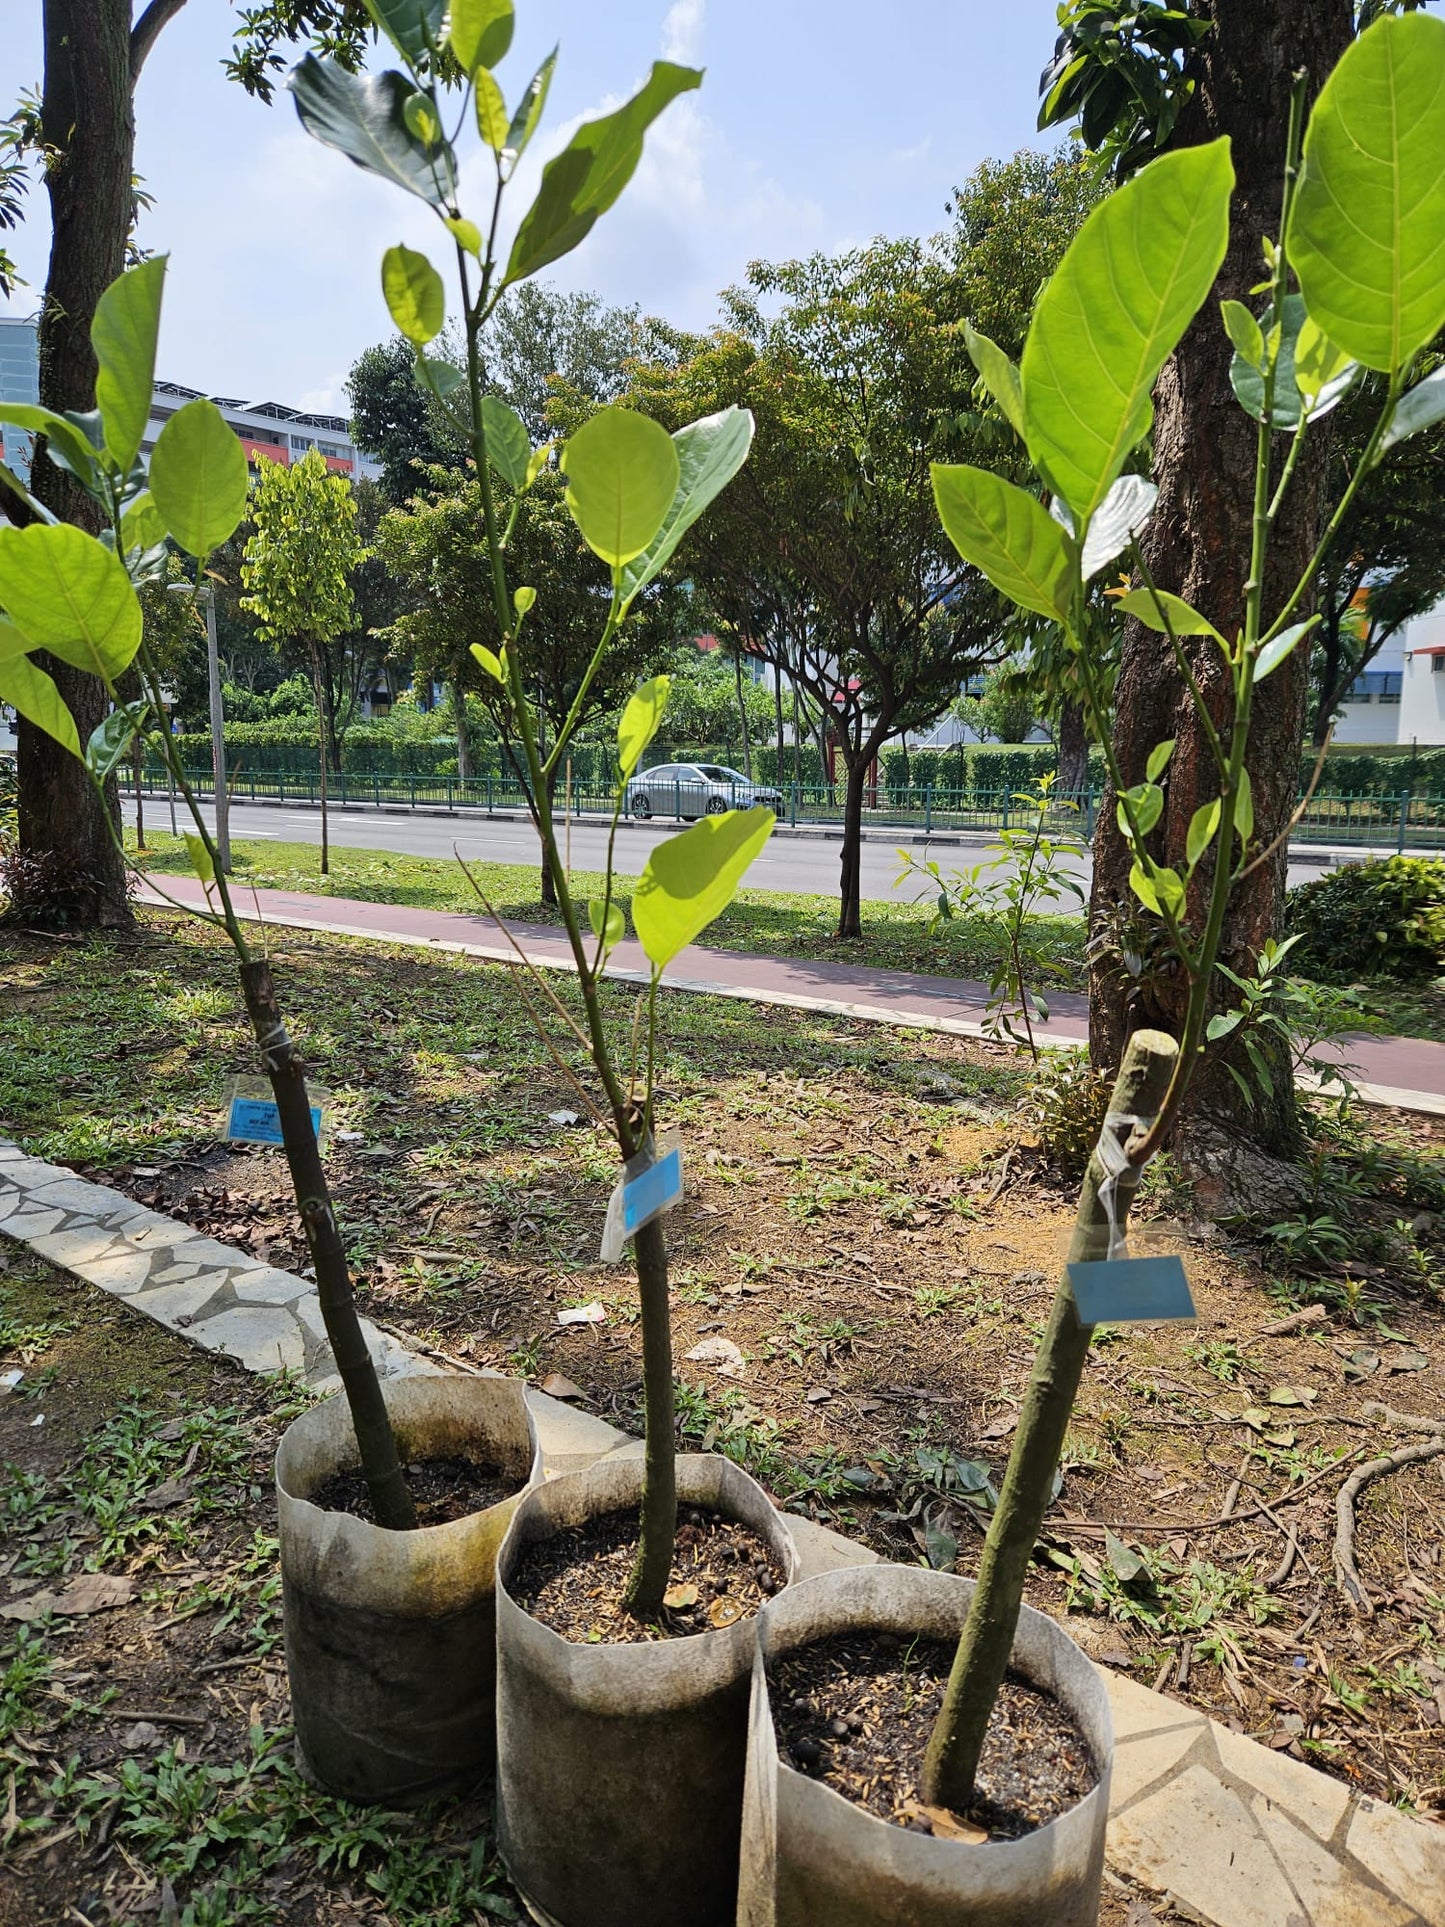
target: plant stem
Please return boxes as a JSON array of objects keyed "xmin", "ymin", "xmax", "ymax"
[
  {"xmin": 920, "ymin": 1028, "xmax": 1178, "ymax": 1810},
  {"xmin": 629, "ymin": 1216, "xmax": 677, "ymax": 1608}
]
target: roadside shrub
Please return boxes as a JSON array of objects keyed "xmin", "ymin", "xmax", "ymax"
[
  {"xmin": 1285, "ymin": 856, "xmax": 1445, "ymax": 982},
  {"xmin": 1023, "ymin": 1051, "xmax": 1112, "ymax": 1178}
]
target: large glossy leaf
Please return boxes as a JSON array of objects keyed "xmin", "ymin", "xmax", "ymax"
[
  {"xmin": 480, "ymin": 395, "xmax": 531, "ymax": 490},
  {"xmin": 149, "ymin": 400, "xmax": 249, "ymax": 557},
  {"xmin": 1229, "ymin": 296, "xmax": 1357, "ymax": 431},
  {"xmin": 617, "ymin": 674, "xmax": 670, "ymax": 778},
  {"xmin": 963, "ymin": 324, "xmax": 1025, "ymax": 440},
  {"xmin": 1022, "ymin": 139, "xmax": 1234, "ymax": 526},
  {"xmin": 1288, "ymin": 13, "xmax": 1445, "ymax": 373},
  {"xmin": 92, "ymin": 256, "xmax": 166, "ymax": 473},
  {"xmin": 504, "ymin": 63, "xmax": 701, "ymax": 286},
  {"xmin": 474, "ymin": 68, "xmax": 508, "ymax": 150},
  {"xmin": 633, "ymin": 805, "xmax": 775, "ymax": 971},
  {"xmin": 86, "ymin": 701, "xmax": 149, "ymax": 783},
  {"xmin": 931, "ymin": 465, "xmax": 1074, "ymax": 621},
  {"xmin": 1383, "ymin": 367, "xmax": 1445, "ymax": 452},
  {"xmin": 0, "ymin": 524, "xmax": 141, "ymax": 680},
  {"xmin": 288, "ymin": 57, "xmax": 454, "ymax": 207},
  {"xmin": 1081, "ymin": 473, "xmax": 1157, "ymax": 580},
  {"xmin": 1113, "ymin": 587, "xmax": 1223, "ymax": 642},
  {"xmin": 620, "ymin": 407, "xmax": 754, "ymax": 606},
  {"xmin": 120, "ymin": 491, "xmax": 168, "ymax": 556},
  {"xmin": 448, "ymin": 0, "xmax": 513, "ymax": 71},
  {"xmin": 382, "ymin": 244, "xmax": 444, "ymax": 345},
  {"xmin": 1253, "ymin": 619, "xmax": 1318, "ymax": 684},
  {"xmin": 506, "ymin": 46, "xmax": 557, "ymax": 163},
  {"xmin": 563, "ymin": 407, "xmax": 679, "ymax": 568},
  {"xmin": 0, "ymin": 404, "xmax": 99, "ymax": 488},
  {"xmin": 365, "ymin": 0, "xmax": 445, "ymax": 62},
  {"xmin": 0, "ymin": 641, "xmax": 80, "ymax": 757}
]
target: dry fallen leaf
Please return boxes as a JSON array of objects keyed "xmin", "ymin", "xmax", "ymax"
[
  {"xmin": 0, "ymin": 1573, "xmax": 135, "ymax": 1622},
  {"xmin": 708, "ymin": 1597, "xmax": 744, "ymax": 1629},
  {"xmin": 538, "ymin": 1373, "xmax": 586, "ymax": 1402},
  {"xmin": 663, "ymin": 1583, "xmax": 699, "ymax": 1610},
  {"xmin": 899, "ymin": 1801, "xmax": 988, "ymax": 1844},
  {"xmin": 685, "ymin": 1336, "xmax": 746, "ymax": 1380}
]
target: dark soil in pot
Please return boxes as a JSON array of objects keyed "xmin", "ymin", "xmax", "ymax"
[
  {"xmin": 313, "ymin": 1452, "xmax": 518, "ymax": 1526},
  {"xmin": 509, "ymin": 1501, "xmax": 785, "ymax": 1642},
  {"xmin": 771, "ymin": 1630, "xmax": 1098, "ymax": 1842}
]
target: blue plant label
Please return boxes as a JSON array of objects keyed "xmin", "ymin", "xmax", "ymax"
[
  {"xmin": 1067, "ymin": 1255, "xmax": 1196, "ymax": 1325},
  {"xmin": 225, "ymin": 1094, "xmax": 322, "ymax": 1146},
  {"xmin": 624, "ymin": 1146, "xmax": 684, "ymax": 1233}
]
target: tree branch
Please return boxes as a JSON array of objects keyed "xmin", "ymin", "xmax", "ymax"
[{"xmin": 130, "ymin": 0, "xmax": 189, "ymax": 81}]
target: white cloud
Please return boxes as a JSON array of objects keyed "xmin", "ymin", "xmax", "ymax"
[{"xmin": 661, "ymin": 0, "xmax": 706, "ymax": 65}]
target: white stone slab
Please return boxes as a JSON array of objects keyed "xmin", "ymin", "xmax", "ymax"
[
  {"xmin": 27, "ymin": 1229, "xmax": 127, "ymax": 1269},
  {"xmin": 1215, "ymin": 1724, "xmax": 1352, "ymax": 1843},
  {"xmin": 230, "ymin": 1267, "xmax": 311, "ymax": 1305},
  {"xmin": 186, "ymin": 1305, "xmax": 305, "ymax": 1376},
  {"xmin": 0, "ymin": 1207, "xmax": 66, "ymax": 1240},
  {"xmin": 1254, "ymin": 1798, "xmax": 1416, "ymax": 1927},
  {"xmin": 129, "ymin": 1278, "xmax": 232, "ymax": 1327},
  {"xmin": 1112, "ymin": 1721, "xmax": 1209, "ymax": 1813},
  {"xmin": 1108, "ymin": 1762, "xmax": 1307, "ymax": 1927},
  {"xmin": 69, "ymin": 1249, "xmax": 164, "ymax": 1296},
  {"xmin": 1347, "ymin": 1796, "xmax": 1445, "ymax": 1916}
]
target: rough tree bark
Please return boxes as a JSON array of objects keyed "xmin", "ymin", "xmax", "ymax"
[
  {"xmin": 15, "ymin": 1, "xmax": 146, "ymax": 928},
  {"xmin": 836, "ymin": 715, "xmax": 890, "ymax": 941},
  {"xmin": 1088, "ymin": 0, "xmax": 1353, "ymax": 1155},
  {"xmin": 1057, "ymin": 698, "xmax": 1088, "ymax": 801}
]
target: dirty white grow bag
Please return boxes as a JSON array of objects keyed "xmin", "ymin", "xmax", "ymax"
[
  {"xmin": 495, "ymin": 1452, "xmax": 800, "ymax": 1927},
  {"xmin": 275, "ymin": 1373, "xmax": 540, "ymax": 1804},
  {"xmin": 737, "ymin": 1565, "xmax": 1113, "ymax": 1927}
]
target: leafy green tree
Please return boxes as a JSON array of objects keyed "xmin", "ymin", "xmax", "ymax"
[
  {"xmin": 945, "ymin": 147, "xmax": 1105, "ymax": 352},
  {"xmin": 631, "ymin": 242, "xmax": 1008, "ymax": 939},
  {"xmin": 241, "ymin": 449, "xmax": 365, "ymax": 872},
  {"xmin": 346, "ymin": 334, "xmax": 462, "ymax": 503},
  {"xmin": 375, "ymin": 464, "xmax": 684, "ymax": 897},
  {"xmin": 475, "ymin": 282, "xmax": 649, "ymax": 441},
  {"xmin": 954, "ymin": 664, "xmax": 1036, "ymax": 744}
]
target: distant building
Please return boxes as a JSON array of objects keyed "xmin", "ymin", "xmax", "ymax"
[{"xmin": 0, "ymin": 314, "xmax": 378, "ymax": 487}]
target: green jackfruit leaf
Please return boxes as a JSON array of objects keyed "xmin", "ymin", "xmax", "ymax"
[
  {"xmin": 633, "ymin": 806, "xmax": 775, "ymax": 971},
  {"xmin": 1288, "ymin": 13, "xmax": 1445, "ymax": 373},
  {"xmin": 149, "ymin": 400, "xmax": 249, "ymax": 558},
  {"xmin": 365, "ymin": 0, "xmax": 445, "ymax": 62},
  {"xmin": 1112, "ymin": 588, "xmax": 1223, "ymax": 642},
  {"xmin": 0, "ymin": 524, "xmax": 141, "ymax": 680},
  {"xmin": 184, "ymin": 832, "xmax": 215, "ymax": 884},
  {"xmin": 448, "ymin": 0, "xmax": 513, "ymax": 71},
  {"xmin": 382, "ymin": 244, "xmax": 445, "ymax": 345},
  {"xmin": 92, "ymin": 257, "xmax": 167, "ymax": 473},
  {"xmin": 505, "ymin": 63, "xmax": 701, "ymax": 285},
  {"xmin": 617, "ymin": 674, "xmax": 670, "ymax": 778},
  {"xmin": 963, "ymin": 324, "xmax": 1026, "ymax": 440},
  {"xmin": 588, "ymin": 898, "xmax": 625, "ymax": 956},
  {"xmin": 1022, "ymin": 139, "xmax": 1233, "ymax": 526},
  {"xmin": 288, "ymin": 57, "xmax": 455, "ymax": 208},
  {"xmin": 620, "ymin": 407, "xmax": 754, "ymax": 606},
  {"xmin": 0, "ymin": 628, "xmax": 80, "ymax": 757},
  {"xmin": 931, "ymin": 464, "xmax": 1073, "ymax": 621},
  {"xmin": 86, "ymin": 702, "xmax": 149, "ymax": 783},
  {"xmin": 563, "ymin": 407, "xmax": 679, "ymax": 567},
  {"xmin": 481, "ymin": 396, "xmax": 531, "ymax": 490}
]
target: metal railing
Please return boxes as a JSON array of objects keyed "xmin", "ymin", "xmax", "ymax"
[{"xmin": 132, "ymin": 769, "xmax": 1445, "ymax": 854}]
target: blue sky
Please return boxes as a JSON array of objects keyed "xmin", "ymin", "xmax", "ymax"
[{"xmin": 3, "ymin": 2, "xmax": 1064, "ymax": 415}]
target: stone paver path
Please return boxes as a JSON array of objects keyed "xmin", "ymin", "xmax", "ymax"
[
  {"xmin": 3, "ymin": 1140, "xmax": 1443, "ymax": 1923},
  {"xmin": 141, "ymin": 878, "xmax": 1445, "ymax": 1116}
]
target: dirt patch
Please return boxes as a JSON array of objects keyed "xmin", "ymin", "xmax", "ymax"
[
  {"xmin": 509, "ymin": 1504, "xmax": 784, "ymax": 1642},
  {"xmin": 772, "ymin": 1632, "xmax": 1097, "ymax": 1840},
  {"xmin": 312, "ymin": 1452, "xmax": 521, "ymax": 1527}
]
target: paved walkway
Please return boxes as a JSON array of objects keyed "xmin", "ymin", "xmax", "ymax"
[
  {"xmin": 141, "ymin": 878, "xmax": 1445, "ymax": 1116},
  {"xmin": 2, "ymin": 1139, "xmax": 1442, "ymax": 1923}
]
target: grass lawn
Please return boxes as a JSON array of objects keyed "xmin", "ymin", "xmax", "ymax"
[
  {"xmin": 3, "ymin": 909, "xmax": 1445, "ymax": 1886},
  {"xmin": 132, "ymin": 832, "xmax": 1445, "ymax": 1044}
]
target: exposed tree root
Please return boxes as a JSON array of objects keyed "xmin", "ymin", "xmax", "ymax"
[{"xmin": 1334, "ymin": 1404, "xmax": 1445, "ymax": 1615}]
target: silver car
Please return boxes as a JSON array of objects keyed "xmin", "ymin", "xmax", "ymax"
[{"xmin": 625, "ymin": 762, "xmax": 784, "ymax": 822}]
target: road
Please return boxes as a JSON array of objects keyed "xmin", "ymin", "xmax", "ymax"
[{"xmin": 124, "ymin": 796, "xmax": 1325, "ymax": 906}]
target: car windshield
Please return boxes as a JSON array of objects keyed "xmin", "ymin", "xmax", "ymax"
[{"xmin": 698, "ymin": 766, "xmax": 743, "ymax": 782}]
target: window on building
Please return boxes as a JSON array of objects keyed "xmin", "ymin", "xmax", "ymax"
[{"xmin": 1432, "ymin": 655, "xmax": 1444, "ymax": 675}]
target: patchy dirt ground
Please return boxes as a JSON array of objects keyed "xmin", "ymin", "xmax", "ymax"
[{"xmin": 4, "ymin": 914, "xmax": 1445, "ymax": 1913}]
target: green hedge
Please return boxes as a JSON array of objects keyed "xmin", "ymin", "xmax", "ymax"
[
  {"xmin": 1305, "ymin": 746, "xmax": 1445, "ymax": 798},
  {"xmin": 880, "ymin": 743, "xmax": 1105, "ymax": 803},
  {"xmin": 1285, "ymin": 856, "xmax": 1445, "ymax": 981}
]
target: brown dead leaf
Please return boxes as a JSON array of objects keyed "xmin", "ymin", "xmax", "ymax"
[
  {"xmin": 899, "ymin": 1801, "xmax": 988, "ymax": 1843},
  {"xmin": 663, "ymin": 1583, "xmax": 699, "ymax": 1610},
  {"xmin": 0, "ymin": 1573, "xmax": 135, "ymax": 1622},
  {"xmin": 538, "ymin": 1373, "xmax": 586, "ymax": 1401},
  {"xmin": 707, "ymin": 1597, "xmax": 744, "ymax": 1629}
]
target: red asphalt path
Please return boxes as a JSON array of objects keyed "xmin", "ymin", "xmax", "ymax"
[{"xmin": 140, "ymin": 878, "xmax": 1445, "ymax": 1115}]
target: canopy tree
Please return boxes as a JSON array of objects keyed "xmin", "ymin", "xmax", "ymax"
[
  {"xmin": 240, "ymin": 449, "xmax": 365, "ymax": 874},
  {"xmin": 375, "ymin": 464, "xmax": 685, "ymax": 899},
  {"xmin": 630, "ymin": 241, "xmax": 1010, "ymax": 939}
]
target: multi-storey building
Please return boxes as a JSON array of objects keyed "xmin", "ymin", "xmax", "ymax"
[{"xmin": 0, "ymin": 314, "xmax": 377, "ymax": 487}]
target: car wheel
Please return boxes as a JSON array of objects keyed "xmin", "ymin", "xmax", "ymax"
[
  {"xmin": 632, "ymin": 794, "xmax": 652, "ymax": 819},
  {"xmin": 706, "ymin": 796, "xmax": 727, "ymax": 815}
]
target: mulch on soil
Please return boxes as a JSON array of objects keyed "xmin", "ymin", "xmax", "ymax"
[
  {"xmin": 509, "ymin": 1505, "xmax": 785, "ymax": 1643},
  {"xmin": 772, "ymin": 1632, "xmax": 1097, "ymax": 1840},
  {"xmin": 311, "ymin": 1453, "xmax": 520, "ymax": 1528}
]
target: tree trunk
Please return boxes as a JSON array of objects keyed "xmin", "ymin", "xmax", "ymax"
[
  {"xmin": 132, "ymin": 733, "xmax": 145, "ymax": 851},
  {"xmin": 734, "ymin": 651, "xmax": 752, "ymax": 779},
  {"xmin": 836, "ymin": 718, "xmax": 888, "ymax": 941},
  {"xmin": 15, "ymin": 1, "xmax": 137, "ymax": 931},
  {"xmin": 1057, "ymin": 698, "xmax": 1088, "ymax": 802},
  {"xmin": 309, "ymin": 644, "xmax": 330, "ymax": 876},
  {"xmin": 453, "ymin": 678, "xmax": 472, "ymax": 781},
  {"xmin": 774, "ymin": 668, "xmax": 784, "ymax": 792},
  {"xmin": 1088, "ymin": 0, "xmax": 1353, "ymax": 1154},
  {"xmin": 539, "ymin": 763, "xmax": 559, "ymax": 906}
]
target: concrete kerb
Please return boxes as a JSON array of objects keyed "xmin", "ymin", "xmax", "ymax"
[{"xmin": 2, "ymin": 1144, "xmax": 1442, "ymax": 1924}]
